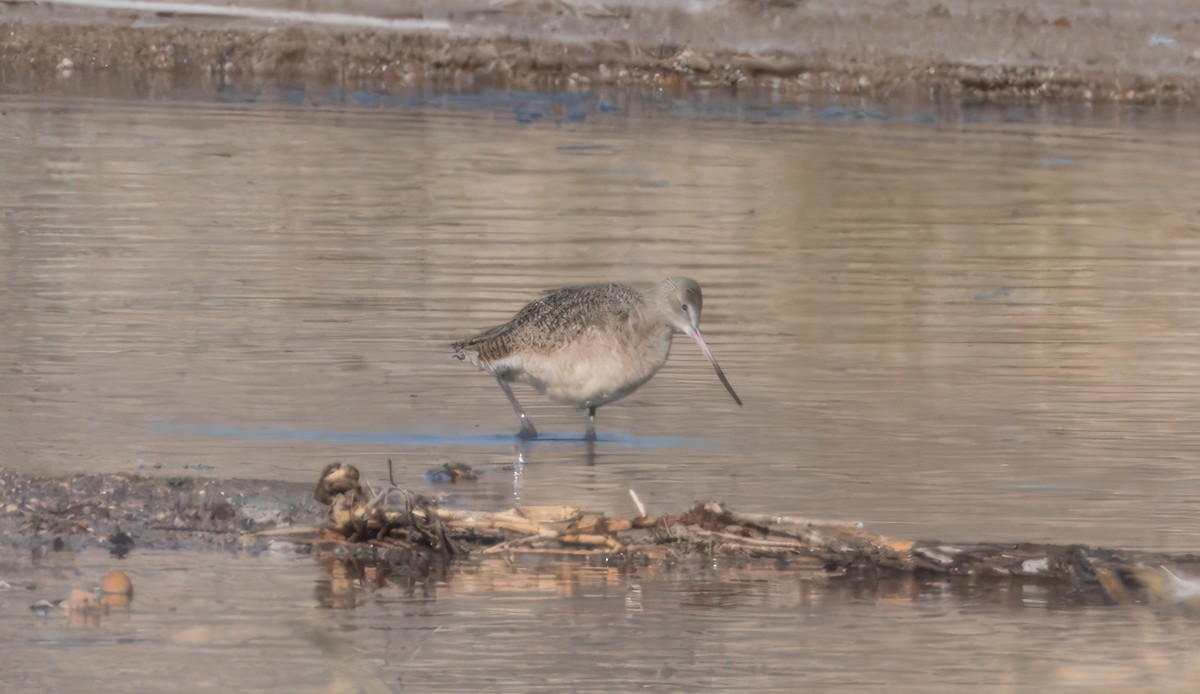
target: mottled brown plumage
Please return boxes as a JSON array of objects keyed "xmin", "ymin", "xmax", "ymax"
[{"xmin": 453, "ymin": 277, "xmax": 741, "ymax": 440}]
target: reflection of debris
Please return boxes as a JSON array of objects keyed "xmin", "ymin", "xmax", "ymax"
[
  {"xmin": 65, "ymin": 588, "xmax": 101, "ymax": 613},
  {"xmin": 424, "ymin": 462, "xmax": 477, "ymax": 484},
  {"xmin": 1093, "ymin": 564, "xmax": 1200, "ymax": 609},
  {"xmin": 29, "ymin": 569, "xmax": 134, "ymax": 627}
]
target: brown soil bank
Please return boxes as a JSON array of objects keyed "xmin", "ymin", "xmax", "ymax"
[{"xmin": 3, "ymin": 0, "xmax": 1200, "ymax": 103}]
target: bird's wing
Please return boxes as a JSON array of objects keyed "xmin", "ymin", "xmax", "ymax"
[{"xmin": 454, "ymin": 284, "xmax": 640, "ymax": 357}]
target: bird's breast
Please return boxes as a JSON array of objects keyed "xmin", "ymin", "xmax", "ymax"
[{"xmin": 507, "ymin": 322, "xmax": 674, "ymax": 407}]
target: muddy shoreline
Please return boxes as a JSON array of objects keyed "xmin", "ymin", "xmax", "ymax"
[
  {"xmin": 0, "ymin": 467, "xmax": 321, "ymax": 554},
  {"xmin": 3, "ymin": 1, "xmax": 1200, "ymax": 104}
]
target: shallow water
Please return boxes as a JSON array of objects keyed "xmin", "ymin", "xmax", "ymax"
[
  {"xmin": 3, "ymin": 92, "xmax": 1200, "ymax": 690},
  {"xmin": 3, "ymin": 547, "xmax": 1200, "ymax": 693}
]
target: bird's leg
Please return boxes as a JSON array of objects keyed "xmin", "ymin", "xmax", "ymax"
[
  {"xmin": 584, "ymin": 406, "xmax": 597, "ymax": 441},
  {"xmin": 496, "ymin": 377, "xmax": 538, "ymax": 440},
  {"xmin": 584, "ymin": 436, "xmax": 597, "ymax": 466}
]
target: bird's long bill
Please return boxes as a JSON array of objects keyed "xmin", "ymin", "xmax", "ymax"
[{"xmin": 686, "ymin": 328, "xmax": 743, "ymax": 407}]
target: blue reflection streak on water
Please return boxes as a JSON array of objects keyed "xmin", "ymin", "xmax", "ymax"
[
  {"xmin": 153, "ymin": 422, "xmax": 695, "ymax": 449},
  {"xmin": 213, "ymin": 85, "xmax": 959, "ymax": 125}
]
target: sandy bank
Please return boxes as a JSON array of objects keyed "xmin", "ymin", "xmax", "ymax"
[{"xmin": 3, "ymin": 0, "xmax": 1200, "ymax": 103}]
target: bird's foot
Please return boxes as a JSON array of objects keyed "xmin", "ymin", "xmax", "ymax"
[{"xmin": 517, "ymin": 423, "xmax": 539, "ymax": 440}]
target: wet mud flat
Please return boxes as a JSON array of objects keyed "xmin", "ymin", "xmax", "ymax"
[
  {"xmin": 0, "ymin": 467, "xmax": 321, "ymax": 554},
  {"xmin": 3, "ymin": 0, "xmax": 1200, "ymax": 103},
  {"xmin": 6, "ymin": 464, "xmax": 1200, "ymax": 613}
]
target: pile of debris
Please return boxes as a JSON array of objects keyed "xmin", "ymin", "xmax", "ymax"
[{"xmin": 304, "ymin": 463, "xmax": 1200, "ymax": 609}]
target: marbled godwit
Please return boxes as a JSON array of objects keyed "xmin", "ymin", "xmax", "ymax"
[{"xmin": 452, "ymin": 277, "xmax": 742, "ymax": 440}]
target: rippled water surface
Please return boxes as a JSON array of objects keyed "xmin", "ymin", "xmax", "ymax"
[
  {"xmin": 3, "ymin": 93, "xmax": 1200, "ymax": 691},
  {"xmin": 3, "ymin": 546, "xmax": 1200, "ymax": 693}
]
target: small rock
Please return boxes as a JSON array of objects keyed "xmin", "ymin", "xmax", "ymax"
[
  {"xmin": 101, "ymin": 570, "xmax": 133, "ymax": 609},
  {"xmin": 101, "ymin": 569, "xmax": 133, "ymax": 597},
  {"xmin": 315, "ymin": 462, "xmax": 360, "ymax": 504},
  {"xmin": 471, "ymin": 43, "xmax": 499, "ymax": 65},
  {"xmin": 673, "ymin": 48, "xmax": 711, "ymax": 73}
]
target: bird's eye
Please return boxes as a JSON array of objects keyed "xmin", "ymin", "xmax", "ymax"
[{"xmin": 681, "ymin": 304, "xmax": 689, "ymax": 312}]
